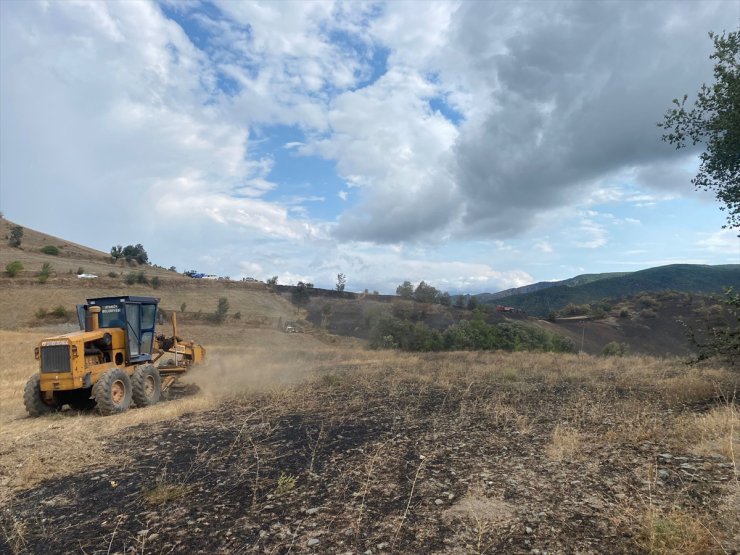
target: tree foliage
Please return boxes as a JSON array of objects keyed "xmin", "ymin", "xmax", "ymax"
[
  {"xmin": 214, "ymin": 297, "xmax": 229, "ymax": 324},
  {"xmin": 6, "ymin": 260, "xmax": 23, "ymax": 277},
  {"xmin": 414, "ymin": 281, "xmax": 439, "ymax": 303},
  {"xmin": 396, "ymin": 280, "xmax": 414, "ymax": 299},
  {"xmin": 659, "ymin": 29, "xmax": 740, "ymax": 230},
  {"xmin": 111, "ymin": 244, "xmax": 148, "ymax": 264},
  {"xmin": 8, "ymin": 225, "xmax": 23, "ymax": 248},
  {"xmin": 370, "ymin": 311, "xmax": 576, "ymax": 354},
  {"xmin": 291, "ymin": 281, "xmax": 312, "ymax": 307},
  {"xmin": 336, "ymin": 273, "xmax": 346, "ymax": 292},
  {"xmin": 685, "ymin": 287, "xmax": 739, "ymax": 365}
]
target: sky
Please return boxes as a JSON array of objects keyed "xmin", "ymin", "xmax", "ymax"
[{"xmin": 1, "ymin": 1, "xmax": 739, "ymax": 294}]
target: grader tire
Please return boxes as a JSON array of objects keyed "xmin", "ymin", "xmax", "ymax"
[
  {"xmin": 23, "ymin": 374, "xmax": 60, "ymax": 417},
  {"xmin": 132, "ymin": 364, "xmax": 161, "ymax": 407},
  {"xmin": 93, "ymin": 369, "xmax": 132, "ymax": 415}
]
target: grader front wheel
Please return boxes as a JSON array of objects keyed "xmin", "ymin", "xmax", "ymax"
[
  {"xmin": 23, "ymin": 374, "xmax": 60, "ymax": 417},
  {"xmin": 93, "ymin": 369, "xmax": 133, "ymax": 415}
]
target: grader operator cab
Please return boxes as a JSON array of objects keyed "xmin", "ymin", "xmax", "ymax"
[{"xmin": 24, "ymin": 296, "xmax": 205, "ymax": 417}]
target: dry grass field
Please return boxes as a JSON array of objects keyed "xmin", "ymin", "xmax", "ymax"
[
  {"xmin": 0, "ymin": 220, "xmax": 738, "ymax": 553},
  {"xmin": 1, "ymin": 323, "xmax": 738, "ymax": 553}
]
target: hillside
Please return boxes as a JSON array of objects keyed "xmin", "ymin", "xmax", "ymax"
[
  {"xmin": 477, "ymin": 271, "xmax": 629, "ymax": 302},
  {"xmin": 0, "ymin": 217, "xmax": 183, "ymax": 280},
  {"xmin": 479, "ymin": 264, "xmax": 740, "ymax": 317}
]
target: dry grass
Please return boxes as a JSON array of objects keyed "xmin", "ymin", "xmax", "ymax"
[
  {"xmin": 1, "ymin": 303, "xmax": 738, "ymax": 551},
  {"xmin": 635, "ymin": 505, "xmax": 727, "ymax": 555},
  {"xmin": 546, "ymin": 424, "xmax": 585, "ymax": 461}
]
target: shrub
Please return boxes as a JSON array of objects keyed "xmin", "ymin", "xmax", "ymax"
[
  {"xmin": 124, "ymin": 272, "xmax": 137, "ymax": 285},
  {"xmin": 151, "ymin": 276, "xmax": 161, "ymax": 289},
  {"xmin": 5, "ymin": 261, "xmax": 23, "ymax": 277},
  {"xmin": 640, "ymin": 309, "xmax": 657, "ymax": 319},
  {"xmin": 214, "ymin": 297, "xmax": 229, "ymax": 324},
  {"xmin": 35, "ymin": 308, "xmax": 48, "ymax": 319},
  {"xmin": 40, "ymin": 245, "xmax": 59, "ymax": 256},
  {"xmin": 108, "ymin": 272, "xmax": 118, "ymax": 278},
  {"xmin": 180, "ymin": 302, "xmax": 187, "ymax": 313},
  {"xmin": 50, "ymin": 305, "xmax": 70, "ymax": 319},
  {"xmin": 619, "ymin": 308, "xmax": 631, "ymax": 318},
  {"xmin": 38, "ymin": 262, "xmax": 53, "ymax": 283},
  {"xmin": 135, "ymin": 271, "xmax": 148, "ymax": 284},
  {"xmin": 233, "ymin": 311, "xmax": 241, "ymax": 320},
  {"xmin": 8, "ymin": 225, "xmax": 23, "ymax": 247},
  {"xmin": 76, "ymin": 267, "xmax": 85, "ymax": 275},
  {"xmin": 602, "ymin": 341, "xmax": 629, "ymax": 357}
]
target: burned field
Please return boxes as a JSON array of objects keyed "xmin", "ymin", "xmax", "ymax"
[{"xmin": 2, "ymin": 351, "xmax": 738, "ymax": 554}]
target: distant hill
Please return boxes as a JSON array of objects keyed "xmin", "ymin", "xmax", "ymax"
[
  {"xmin": 478, "ymin": 264, "xmax": 740, "ymax": 317},
  {"xmin": 477, "ymin": 272, "xmax": 629, "ymax": 303}
]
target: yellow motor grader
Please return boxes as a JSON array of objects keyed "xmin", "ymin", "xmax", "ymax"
[{"xmin": 24, "ymin": 296, "xmax": 205, "ymax": 416}]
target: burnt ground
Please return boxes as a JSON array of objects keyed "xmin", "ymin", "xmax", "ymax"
[{"xmin": 2, "ymin": 365, "xmax": 737, "ymax": 555}]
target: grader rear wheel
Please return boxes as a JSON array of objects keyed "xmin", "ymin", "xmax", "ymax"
[
  {"xmin": 132, "ymin": 364, "xmax": 161, "ymax": 407},
  {"xmin": 93, "ymin": 369, "xmax": 133, "ymax": 415}
]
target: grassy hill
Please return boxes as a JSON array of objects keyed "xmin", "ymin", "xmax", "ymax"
[
  {"xmin": 479, "ymin": 264, "xmax": 740, "ymax": 317},
  {"xmin": 477, "ymin": 271, "xmax": 629, "ymax": 302}
]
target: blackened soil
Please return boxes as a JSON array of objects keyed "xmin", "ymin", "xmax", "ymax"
[{"xmin": 2, "ymin": 372, "xmax": 736, "ymax": 555}]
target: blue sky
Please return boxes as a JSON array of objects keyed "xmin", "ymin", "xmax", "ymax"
[{"xmin": 0, "ymin": 1, "xmax": 738, "ymax": 293}]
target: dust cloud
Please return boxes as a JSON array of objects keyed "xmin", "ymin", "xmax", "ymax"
[{"xmin": 178, "ymin": 347, "xmax": 323, "ymax": 398}]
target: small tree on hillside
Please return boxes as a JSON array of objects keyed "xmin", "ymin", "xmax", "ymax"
[
  {"xmin": 6, "ymin": 261, "xmax": 23, "ymax": 277},
  {"xmin": 414, "ymin": 281, "xmax": 439, "ymax": 304},
  {"xmin": 214, "ymin": 297, "xmax": 229, "ymax": 324},
  {"xmin": 8, "ymin": 225, "xmax": 23, "ymax": 248},
  {"xmin": 110, "ymin": 245, "xmax": 123, "ymax": 262},
  {"xmin": 336, "ymin": 273, "xmax": 346, "ymax": 292},
  {"xmin": 396, "ymin": 280, "xmax": 414, "ymax": 299},
  {"xmin": 467, "ymin": 296, "xmax": 478, "ymax": 311},
  {"xmin": 266, "ymin": 276, "xmax": 278, "ymax": 289}
]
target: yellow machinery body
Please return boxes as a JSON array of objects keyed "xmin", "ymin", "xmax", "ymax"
[{"xmin": 27, "ymin": 296, "xmax": 205, "ymax": 414}]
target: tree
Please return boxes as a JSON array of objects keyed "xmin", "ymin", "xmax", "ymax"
[
  {"xmin": 414, "ymin": 281, "xmax": 439, "ymax": 304},
  {"xmin": 110, "ymin": 245, "xmax": 123, "ymax": 261},
  {"xmin": 659, "ymin": 29, "xmax": 740, "ymax": 230},
  {"xmin": 454, "ymin": 295, "xmax": 466, "ymax": 309},
  {"xmin": 121, "ymin": 244, "xmax": 149, "ymax": 264},
  {"xmin": 266, "ymin": 276, "xmax": 278, "ymax": 289},
  {"xmin": 437, "ymin": 291, "xmax": 452, "ymax": 307},
  {"xmin": 396, "ymin": 280, "xmax": 414, "ymax": 299},
  {"xmin": 8, "ymin": 225, "xmax": 23, "ymax": 247},
  {"xmin": 684, "ymin": 287, "xmax": 739, "ymax": 365},
  {"xmin": 467, "ymin": 295, "xmax": 478, "ymax": 311},
  {"xmin": 336, "ymin": 273, "xmax": 346, "ymax": 292},
  {"xmin": 291, "ymin": 281, "xmax": 311, "ymax": 308},
  {"xmin": 214, "ymin": 297, "xmax": 229, "ymax": 324}
]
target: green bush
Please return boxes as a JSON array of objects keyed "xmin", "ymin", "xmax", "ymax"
[
  {"xmin": 50, "ymin": 305, "xmax": 70, "ymax": 319},
  {"xmin": 5, "ymin": 261, "xmax": 23, "ymax": 277},
  {"xmin": 76, "ymin": 267, "xmax": 85, "ymax": 275},
  {"xmin": 602, "ymin": 341, "xmax": 629, "ymax": 357},
  {"xmin": 124, "ymin": 272, "xmax": 137, "ymax": 285},
  {"xmin": 151, "ymin": 276, "xmax": 161, "ymax": 289},
  {"xmin": 233, "ymin": 311, "xmax": 241, "ymax": 320},
  {"xmin": 108, "ymin": 271, "xmax": 118, "ymax": 278},
  {"xmin": 38, "ymin": 262, "xmax": 53, "ymax": 283},
  {"xmin": 370, "ymin": 313, "xmax": 576, "ymax": 354},
  {"xmin": 40, "ymin": 245, "xmax": 59, "ymax": 256},
  {"xmin": 213, "ymin": 297, "xmax": 229, "ymax": 324}
]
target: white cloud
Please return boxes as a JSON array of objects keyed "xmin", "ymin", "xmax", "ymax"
[{"xmin": 696, "ymin": 229, "xmax": 740, "ymax": 255}]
